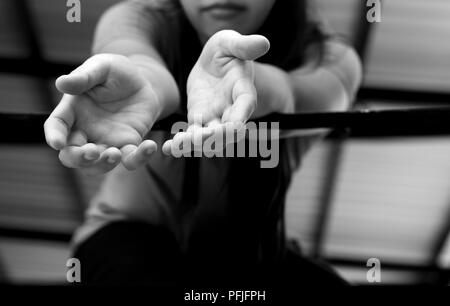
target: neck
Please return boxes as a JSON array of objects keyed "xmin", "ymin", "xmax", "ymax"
[{"xmin": 198, "ymin": 32, "xmax": 209, "ymax": 46}]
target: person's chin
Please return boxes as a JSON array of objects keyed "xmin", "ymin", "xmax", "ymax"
[{"xmin": 204, "ymin": 23, "xmax": 250, "ymax": 37}]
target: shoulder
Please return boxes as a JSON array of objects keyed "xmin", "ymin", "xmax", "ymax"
[
  {"xmin": 98, "ymin": 0, "xmax": 170, "ymax": 30},
  {"xmin": 92, "ymin": 0, "xmax": 178, "ymax": 54}
]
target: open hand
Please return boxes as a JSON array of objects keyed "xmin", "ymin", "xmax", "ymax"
[
  {"xmin": 44, "ymin": 54, "xmax": 162, "ymax": 174},
  {"xmin": 162, "ymin": 30, "xmax": 270, "ymax": 156}
]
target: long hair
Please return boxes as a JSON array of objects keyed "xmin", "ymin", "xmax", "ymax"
[
  {"xmin": 145, "ymin": 0, "xmax": 327, "ymax": 71},
  {"xmin": 256, "ymin": 0, "xmax": 327, "ymax": 70}
]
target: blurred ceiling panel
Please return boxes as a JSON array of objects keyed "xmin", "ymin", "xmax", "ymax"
[
  {"xmin": 0, "ymin": 1, "xmax": 29, "ymax": 57},
  {"xmin": 28, "ymin": 0, "xmax": 121, "ymax": 62},
  {"xmin": 0, "ymin": 238, "xmax": 69, "ymax": 283},
  {"xmin": 365, "ymin": 0, "xmax": 450, "ymax": 91},
  {"xmin": 0, "ymin": 74, "xmax": 50, "ymax": 112},
  {"xmin": 324, "ymin": 137, "xmax": 450, "ymax": 264},
  {"xmin": 0, "ymin": 146, "xmax": 82, "ymax": 233},
  {"xmin": 334, "ymin": 266, "xmax": 423, "ymax": 285}
]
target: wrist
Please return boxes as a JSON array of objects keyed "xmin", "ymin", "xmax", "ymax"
[
  {"xmin": 129, "ymin": 54, "xmax": 180, "ymax": 120},
  {"xmin": 253, "ymin": 63, "xmax": 295, "ymax": 117}
]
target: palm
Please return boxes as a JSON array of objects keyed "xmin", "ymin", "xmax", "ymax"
[
  {"xmin": 69, "ymin": 85, "xmax": 156, "ymax": 147},
  {"xmin": 187, "ymin": 57, "xmax": 254, "ymax": 124},
  {"xmin": 185, "ymin": 30, "xmax": 269, "ymax": 127},
  {"xmin": 45, "ymin": 54, "xmax": 163, "ymax": 173},
  {"xmin": 162, "ymin": 31, "xmax": 270, "ymax": 156}
]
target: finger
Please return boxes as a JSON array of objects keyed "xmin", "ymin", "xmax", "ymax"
[
  {"xmin": 121, "ymin": 140, "xmax": 157, "ymax": 170},
  {"xmin": 205, "ymin": 119, "xmax": 222, "ymax": 129},
  {"xmin": 205, "ymin": 120, "xmax": 225, "ymax": 137},
  {"xmin": 55, "ymin": 55, "xmax": 111, "ymax": 95},
  {"xmin": 186, "ymin": 124, "xmax": 213, "ymax": 146},
  {"xmin": 223, "ymin": 122, "xmax": 246, "ymax": 146},
  {"xmin": 187, "ymin": 112, "xmax": 206, "ymax": 126},
  {"xmin": 44, "ymin": 95, "xmax": 76, "ymax": 150},
  {"xmin": 205, "ymin": 121, "xmax": 246, "ymax": 149},
  {"xmin": 176, "ymin": 125, "xmax": 215, "ymax": 156},
  {"xmin": 208, "ymin": 123, "xmax": 227, "ymax": 153},
  {"xmin": 67, "ymin": 130, "xmax": 88, "ymax": 146},
  {"xmin": 59, "ymin": 143, "xmax": 101, "ymax": 168},
  {"xmin": 162, "ymin": 139, "xmax": 173, "ymax": 156},
  {"xmin": 223, "ymin": 79, "xmax": 257, "ymax": 123},
  {"xmin": 219, "ymin": 31, "xmax": 270, "ymax": 61},
  {"xmin": 225, "ymin": 93, "xmax": 255, "ymax": 123},
  {"xmin": 171, "ymin": 132, "xmax": 191, "ymax": 157},
  {"xmin": 162, "ymin": 124, "xmax": 213, "ymax": 157},
  {"xmin": 81, "ymin": 147, "xmax": 122, "ymax": 176}
]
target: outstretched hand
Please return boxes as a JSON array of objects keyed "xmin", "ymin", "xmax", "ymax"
[
  {"xmin": 163, "ymin": 30, "xmax": 270, "ymax": 156},
  {"xmin": 44, "ymin": 54, "xmax": 162, "ymax": 175}
]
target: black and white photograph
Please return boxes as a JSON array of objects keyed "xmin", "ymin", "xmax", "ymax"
[{"xmin": 0, "ymin": 0, "xmax": 449, "ymax": 301}]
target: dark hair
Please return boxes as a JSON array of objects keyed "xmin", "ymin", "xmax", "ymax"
[
  {"xmin": 148, "ymin": 0, "xmax": 327, "ymax": 71},
  {"xmin": 256, "ymin": 0, "xmax": 328, "ymax": 70}
]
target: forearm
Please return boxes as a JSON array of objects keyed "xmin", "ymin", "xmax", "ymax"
[
  {"xmin": 252, "ymin": 61, "xmax": 351, "ymax": 117},
  {"xmin": 129, "ymin": 54, "xmax": 180, "ymax": 119},
  {"xmin": 288, "ymin": 65, "xmax": 353, "ymax": 113},
  {"xmin": 92, "ymin": 40, "xmax": 180, "ymax": 121},
  {"xmin": 253, "ymin": 41, "xmax": 362, "ymax": 116},
  {"xmin": 91, "ymin": 2, "xmax": 181, "ymax": 120},
  {"xmin": 252, "ymin": 63, "xmax": 295, "ymax": 118}
]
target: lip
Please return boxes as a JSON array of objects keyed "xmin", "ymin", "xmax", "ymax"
[{"xmin": 200, "ymin": 3, "xmax": 247, "ymax": 19}]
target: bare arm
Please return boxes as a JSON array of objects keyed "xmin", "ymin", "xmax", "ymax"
[
  {"xmin": 44, "ymin": 1, "xmax": 181, "ymax": 174},
  {"xmin": 251, "ymin": 39, "xmax": 362, "ymax": 137},
  {"xmin": 91, "ymin": 0, "xmax": 180, "ymax": 118},
  {"xmin": 253, "ymin": 39, "xmax": 362, "ymax": 115},
  {"xmin": 161, "ymin": 31, "xmax": 362, "ymax": 156}
]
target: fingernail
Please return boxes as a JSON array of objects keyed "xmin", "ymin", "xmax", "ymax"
[
  {"xmin": 84, "ymin": 153, "xmax": 97, "ymax": 161},
  {"xmin": 107, "ymin": 156, "xmax": 117, "ymax": 164}
]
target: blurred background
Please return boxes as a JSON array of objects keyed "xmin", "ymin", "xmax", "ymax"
[{"xmin": 0, "ymin": 0, "xmax": 449, "ymax": 285}]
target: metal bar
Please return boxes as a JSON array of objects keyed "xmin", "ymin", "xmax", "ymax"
[
  {"xmin": 0, "ymin": 254, "xmax": 7, "ymax": 283},
  {"xmin": 427, "ymin": 203, "xmax": 450, "ymax": 284},
  {"xmin": 311, "ymin": 0, "xmax": 380, "ymax": 258},
  {"xmin": 0, "ymin": 227, "xmax": 72, "ymax": 243},
  {"xmin": 15, "ymin": 0, "xmax": 43, "ymax": 59},
  {"xmin": 13, "ymin": 0, "xmax": 53, "ymax": 108},
  {"xmin": 430, "ymin": 206, "xmax": 450, "ymax": 266},
  {"xmin": 358, "ymin": 87, "xmax": 450, "ymax": 104},
  {"xmin": 311, "ymin": 140, "xmax": 344, "ymax": 258},
  {"xmin": 0, "ymin": 58, "xmax": 77, "ymax": 77},
  {"xmin": 1, "ymin": 107, "xmax": 450, "ymax": 144}
]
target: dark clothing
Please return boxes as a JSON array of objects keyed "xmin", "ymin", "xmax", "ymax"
[{"xmin": 73, "ymin": 221, "xmax": 347, "ymax": 286}]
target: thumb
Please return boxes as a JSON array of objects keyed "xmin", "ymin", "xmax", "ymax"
[
  {"xmin": 220, "ymin": 31, "xmax": 270, "ymax": 61},
  {"xmin": 55, "ymin": 55, "xmax": 111, "ymax": 95}
]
